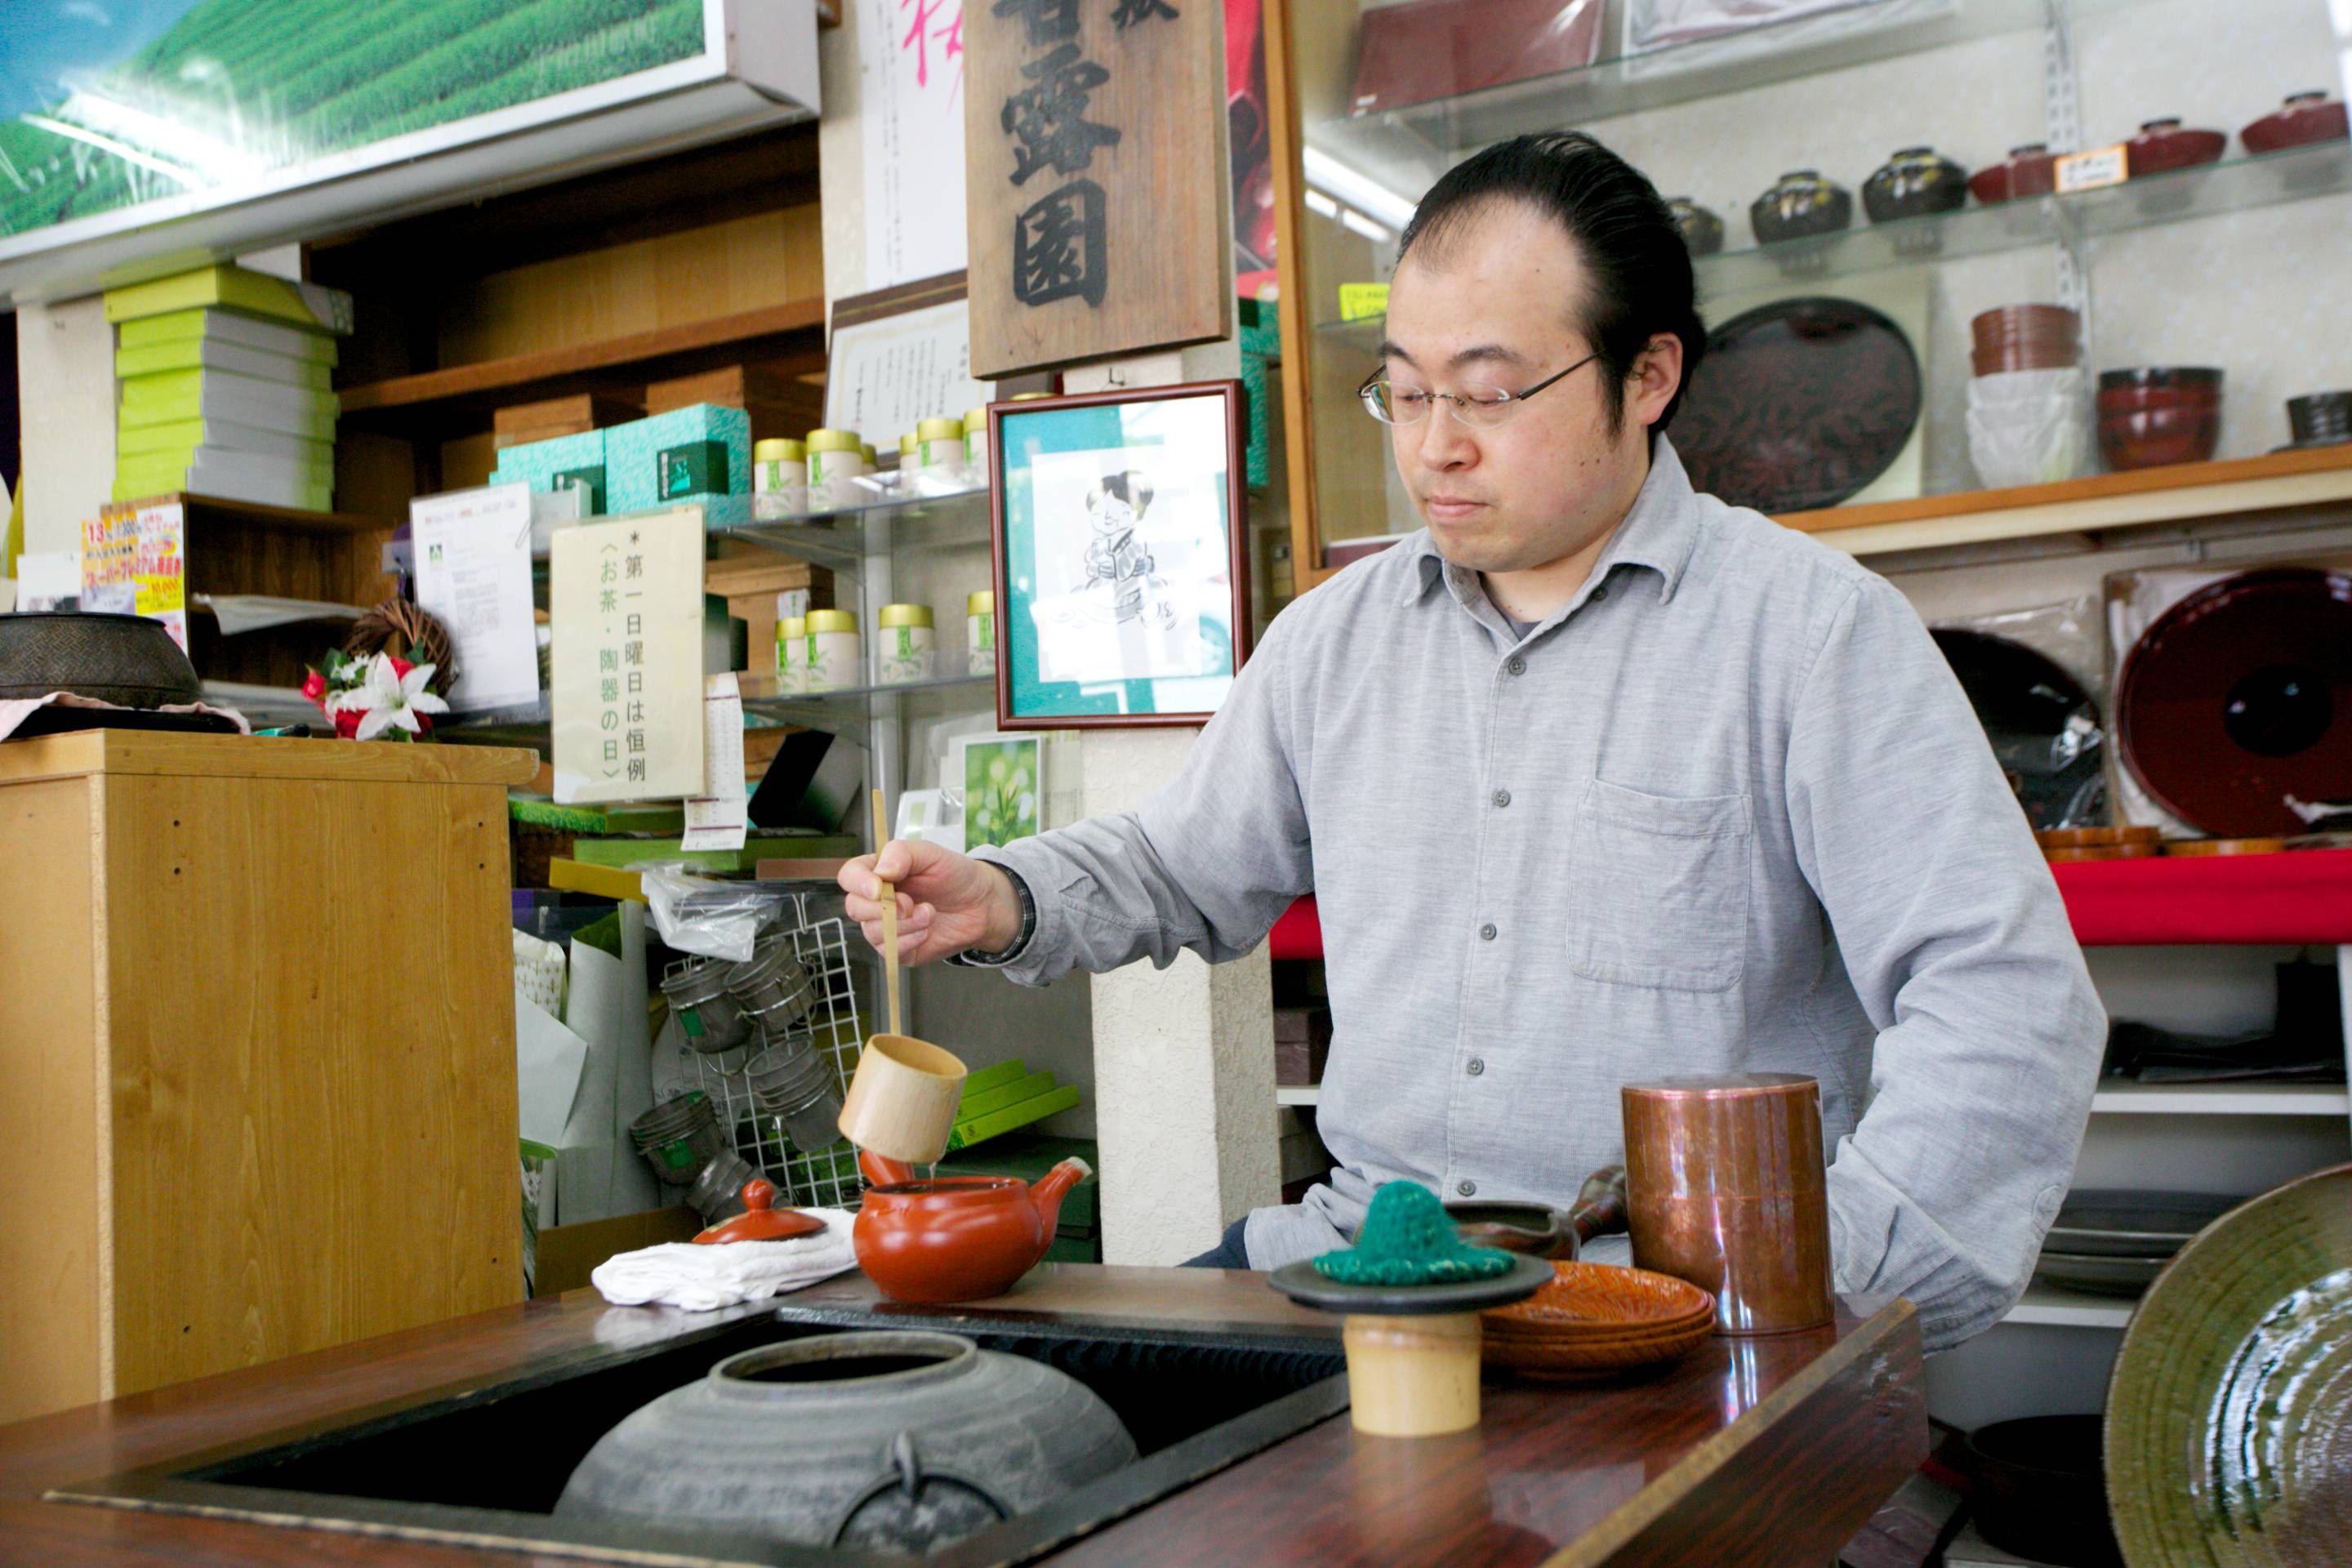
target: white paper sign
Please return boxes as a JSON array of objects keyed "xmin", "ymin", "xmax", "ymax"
[
  {"xmin": 412, "ymin": 483, "xmax": 539, "ymax": 711},
  {"xmin": 858, "ymin": 0, "xmax": 969, "ymax": 290},
  {"xmin": 682, "ymin": 672, "xmax": 750, "ymax": 853},
  {"xmin": 550, "ymin": 508, "xmax": 706, "ymax": 804},
  {"xmin": 824, "ymin": 298, "xmax": 994, "ymax": 448},
  {"xmin": 16, "ymin": 550, "xmax": 81, "ymax": 611}
]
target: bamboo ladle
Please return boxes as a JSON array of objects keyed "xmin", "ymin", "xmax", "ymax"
[{"xmin": 871, "ymin": 788, "xmax": 902, "ymax": 1036}]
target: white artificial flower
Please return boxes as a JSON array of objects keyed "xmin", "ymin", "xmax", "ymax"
[{"xmin": 335, "ymin": 652, "xmax": 450, "ymax": 740}]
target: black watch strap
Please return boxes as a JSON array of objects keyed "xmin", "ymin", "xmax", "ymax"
[{"xmin": 946, "ymin": 863, "xmax": 1037, "ymax": 968}]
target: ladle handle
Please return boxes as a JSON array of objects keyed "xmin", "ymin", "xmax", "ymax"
[
  {"xmin": 1566, "ymin": 1164, "xmax": 1629, "ymax": 1245},
  {"xmin": 871, "ymin": 789, "xmax": 902, "ymax": 1037}
]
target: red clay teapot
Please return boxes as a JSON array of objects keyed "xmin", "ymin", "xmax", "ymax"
[{"xmin": 853, "ymin": 1149, "xmax": 1093, "ymax": 1303}]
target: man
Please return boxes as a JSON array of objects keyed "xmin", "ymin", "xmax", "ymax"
[{"xmin": 839, "ymin": 132, "xmax": 2105, "ymax": 1351}]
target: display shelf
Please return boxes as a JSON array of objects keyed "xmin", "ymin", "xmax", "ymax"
[
  {"xmin": 2090, "ymin": 1081, "xmax": 2350, "ymax": 1116},
  {"xmin": 1788, "ymin": 441, "xmax": 2352, "ymax": 557},
  {"xmin": 1276, "ymin": 1084, "xmax": 1321, "ymax": 1107},
  {"xmin": 1270, "ymin": 851, "xmax": 2352, "ymax": 961},
  {"xmin": 742, "ymin": 672, "xmax": 995, "ymax": 726},
  {"xmin": 2002, "ymin": 1281, "xmax": 2134, "ymax": 1330},
  {"xmin": 719, "ymin": 478, "xmax": 993, "ymax": 567},
  {"xmin": 1313, "ymin": 140, "xmax": 2352, "ymax": 343},
  {"xmin": 438, "ymin": 696, "xmax": 555, "ymax": 736},
  {"xmin": 1305, "ymin": 0, "xmax": 2070, "ymax": 183},
  {"xmin": 333, "ymin": 298, "xmax": 826, "ymax": 436}
]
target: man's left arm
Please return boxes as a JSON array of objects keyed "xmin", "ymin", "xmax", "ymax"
[{"xmin": 1784, "ymin": 577, "xmax": 2106, "ymax": 1352}]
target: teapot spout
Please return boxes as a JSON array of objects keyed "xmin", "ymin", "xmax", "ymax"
[
  {"xmin": 858, "ymin": 1148, "xmax": 919, "ymax": 1187},
  {"xmin": 1027, "ymin": 1157, "xmax": 1094, "ymax": 1240}
]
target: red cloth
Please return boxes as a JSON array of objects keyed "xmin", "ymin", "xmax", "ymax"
[
  {"xmin": 1268, "ymin": 849, "xmax": 2352, "ymax": 959},
  {"xmin": 2052, "ymin": 848, "xmax": 2352, "ymax": 946}
]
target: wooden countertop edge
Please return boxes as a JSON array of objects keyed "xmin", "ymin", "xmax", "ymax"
[
  {"xmin": 0, "ymin": 732, "xmax": 539, "ymax": 787},
  {"xmin": 1532, "ymin": 1296, "xmax": 1917, "ymax": 1568}
]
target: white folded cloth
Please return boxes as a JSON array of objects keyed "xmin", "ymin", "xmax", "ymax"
[{"xmin": 591, "ymin": 1208, "xmax": 857, "ymax": 1312}]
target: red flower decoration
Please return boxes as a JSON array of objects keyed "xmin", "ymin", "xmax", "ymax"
[
  {"xmin": 390, "ymin": 655, "xmax": 415, "ymax": 680},
  {"xmin": 301, "ymin": 669, "xmax": 327, "ymax": 706}
]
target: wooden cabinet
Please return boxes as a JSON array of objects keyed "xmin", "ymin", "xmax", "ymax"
[{"xmin": 0, "ymin": 732, "xmax": 537, "ymax": 1423}]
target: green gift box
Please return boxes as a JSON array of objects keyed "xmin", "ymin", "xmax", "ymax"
[{"xmin": 606, "ymin": 404, "xmax": 751, "ymax": 514}]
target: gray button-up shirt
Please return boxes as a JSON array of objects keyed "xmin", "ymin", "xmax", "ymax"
[{"xmin": 976, "ymin": 439, "xmax": 2105, "ymax": 1350}]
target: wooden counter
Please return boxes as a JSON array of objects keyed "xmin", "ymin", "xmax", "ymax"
[
  {"xmin": 0, "ymin": 1263, "xmax": 1926, "ymax": 1567},
  {"xmin": 0, "ymin": 731, "xmax": 539, "ymax": 1424}
]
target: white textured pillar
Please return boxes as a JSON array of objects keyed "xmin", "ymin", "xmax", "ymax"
[
  {"xmin": 17, "ymin": 296, "xmax": 115, "ymax": 555},
  {"xmin": 1079, "ymin": 728, "xmax": 1281, "ymax": 1264}
]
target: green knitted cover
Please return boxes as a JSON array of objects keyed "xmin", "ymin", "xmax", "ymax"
[{"xmin": 1312, "ymin": 1181, "xmax": 1513, "ymax": 1285}]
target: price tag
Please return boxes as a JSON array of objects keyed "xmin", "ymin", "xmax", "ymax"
[
  {"xmin": 682, "ymin": 673, "xmax": 749, "ymax": 853},
  {"xmin": 2055, "ymin": 145, "xmax": 2130, "ymax": 194},
  {"xmin": 1338, "ymin": 283, "xmax": 1390, "ymax": 323}
]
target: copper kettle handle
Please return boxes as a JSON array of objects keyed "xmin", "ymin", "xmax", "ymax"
[{"xmin": 1566, "ymin": 1165, "xmax": 1629, "ymax": 1247}]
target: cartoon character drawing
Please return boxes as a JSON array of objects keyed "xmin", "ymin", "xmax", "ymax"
[{"xmin": 1082, "ymin": 470, "xmax": 1175, "ymax": 629}]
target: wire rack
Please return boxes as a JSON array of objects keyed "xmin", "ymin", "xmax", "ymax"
[{"xmin": 679, "ymin": 893, "xmax": 868, "ymax": 1211}]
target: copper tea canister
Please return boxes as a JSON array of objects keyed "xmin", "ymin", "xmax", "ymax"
[{"xmin": 1620, "ymin": 1073, "xmax": 1834, "ymax": 1335}]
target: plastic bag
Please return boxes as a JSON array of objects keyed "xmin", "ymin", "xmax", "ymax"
[
  {"xmin": 642, "ymin": 869, "xmax": 783, "ymax": 962},
  {"xmin": 1931, "ymin": 597, "xmax": 2106, "ymax": 830},
  {"xmin": 1966, "ymin": 369, "xmax": 2088, "ymax": 489}
]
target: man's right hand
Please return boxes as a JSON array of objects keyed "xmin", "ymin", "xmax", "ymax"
[{"xmin": 837, "ymin": 839, "xmax": 1024, "ymax": 966}]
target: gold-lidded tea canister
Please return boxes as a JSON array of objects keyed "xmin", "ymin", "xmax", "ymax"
[{"xmin": 1620, "ymin": 1071, "xmax": 1834, "ymax": 1336}]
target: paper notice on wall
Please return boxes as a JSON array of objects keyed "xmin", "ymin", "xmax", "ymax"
[
  {"xmin": 858, "ymin": 0, "xmax": 969, "ymax": 290},
  {"xmin": 82, "ymin": 500, "xmax": 187, "ymax": 648},
  {"xmin": 412, "ymin": 483, "xmax": 540, "ymax": 711},
  {"xmin": 550, "ymin": 508, "xmax": 706, "ymax": 804},
  {"xmin": 682, "ymin": 673, "xmax": 750, "ymax": 853},
  {"xmin": 823, "ymin": 299, "xmax": 994, "ymax": 449}
]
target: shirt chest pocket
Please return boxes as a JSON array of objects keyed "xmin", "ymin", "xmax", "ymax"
[{"xmin": 1568, "ymin": 778, "xmax": 1753, "ymax": 991}]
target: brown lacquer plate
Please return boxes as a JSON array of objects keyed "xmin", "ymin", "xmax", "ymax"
[
  {"xmin": 1672, "ymin": 296, "xmax": 1922, "ymax": 514},
  {"xmin": 2115, "ymin": 568, "xmax": 2352, "ymax": 837}
]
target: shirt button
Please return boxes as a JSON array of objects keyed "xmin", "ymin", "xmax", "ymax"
[
  {"xmin": 1591, "ymin": 586, "xmax": 1609, "ymax": 603},
  {"xmin": 1457, "ymin": 1179, "xmax": 1477, "ymax": 1197},
  {"xmin": 1505, "ymin": 656, "xmax": 1527, "ymax": 676},
  {"xmin": 1465, "ymin": 1058, "xmax": 1485, "ymax": 1076},
  {"xmin": 1492, "ymin": 789, "xmax": 1511, "ymax": 808},
  {"xmin": 1479, "ymin": 922, "xmax": 1498, "ymax": 941}
]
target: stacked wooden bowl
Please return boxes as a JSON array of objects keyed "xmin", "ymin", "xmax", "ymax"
[
  {"xmin": 1479, "ymin": 1262, "xmax": 1717, "ymax": 1382},
  {"xmin": 2035, "ymin": 826, "xmax": 2161, "ymax": 862}
]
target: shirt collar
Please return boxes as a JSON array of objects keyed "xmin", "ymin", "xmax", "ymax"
[{"xmin": 1402, "ymin": 435, "xmax": 1704, "ymax": 609}]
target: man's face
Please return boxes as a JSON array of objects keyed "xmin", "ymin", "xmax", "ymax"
[{"xmin": 1380, "ymin": 199, "xmax": 1663, "ymax": 576}]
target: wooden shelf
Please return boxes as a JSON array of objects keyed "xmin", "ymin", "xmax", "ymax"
[
  {"xmin": 2002, "ymin": 1282, "xmax": 2134, "ymax": 1331},
  {"xmin": 335, "ymin": 298, "xmax": 827, "ymax": 435},
  {"xmin": 1780, "ymin": 443, "xmax": 2352, "ymax": 557},
  {"xmin": 160, "ymin": 492, "xmax": 393, "ymax": 537},
  {"xmin": 2089, "ymin": 1081, "xmax": 2350, "ymax": 1117},
  {"xmin": 1294, "ymin": 445, "xmax": 2352, "ymax": 586}
]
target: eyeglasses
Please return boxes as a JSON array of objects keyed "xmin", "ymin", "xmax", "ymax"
[{"xmin": 1359, "ymin": 351, "xmax": 1601, "ymax": 429}]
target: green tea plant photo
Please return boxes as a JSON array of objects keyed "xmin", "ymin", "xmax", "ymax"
[{"xmin": 964, "ymin": 740, "xmax": 1040, "ymax": 849}]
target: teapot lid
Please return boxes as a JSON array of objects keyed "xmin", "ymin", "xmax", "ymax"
[{"xmin": 695, "ymin": 1179, "xmax": 826, "ymax": 1245}]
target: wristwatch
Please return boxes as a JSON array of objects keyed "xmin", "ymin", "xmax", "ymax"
[{"xmin": 946, "ymin": 862, "xmax": 1037, "ymax": 968}]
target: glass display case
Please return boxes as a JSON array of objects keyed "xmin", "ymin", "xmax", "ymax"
[{"xmin": 1267, "ymin": 0, "xmax": 2352, "ymax": 586}]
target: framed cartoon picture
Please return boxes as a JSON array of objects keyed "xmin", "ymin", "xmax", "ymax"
[{"xmin": 988, "ymin": 381, "xmax": 1251, "ymax": 728}]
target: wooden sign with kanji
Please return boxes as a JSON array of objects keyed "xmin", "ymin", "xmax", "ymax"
[{"xmin": 964, "ymin": 0, "xmax": 1232, "ymax": 377}]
